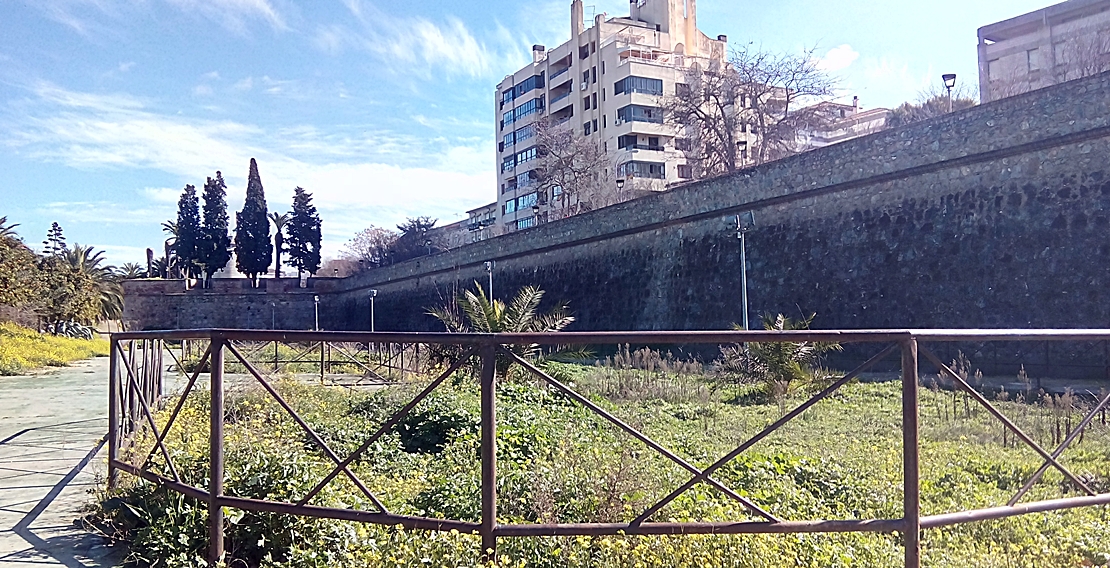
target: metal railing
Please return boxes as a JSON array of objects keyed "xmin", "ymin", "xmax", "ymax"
[{"xmin": 107, "ymin": 329, "xmax": 1110, "ymax": 567}]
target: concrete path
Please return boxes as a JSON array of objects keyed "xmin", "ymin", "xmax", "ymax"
[{"xmin": 0, "ymin": 356, "xmax": 124, "ymax": 567}]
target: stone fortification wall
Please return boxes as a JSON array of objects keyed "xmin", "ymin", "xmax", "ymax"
[{"xmin": 125, "ymin": 71, "xmax": 1110, "ymax": 356}]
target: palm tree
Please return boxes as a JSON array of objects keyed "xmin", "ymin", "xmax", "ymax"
[
  {"xmin": 0, "ymin": 216, "xmax": 19, "ymax": 240},
  {"xmin": 161, "ymin": 220, "xmax": 179, "ymax": 278},
  {"xmin": 716, "ymin": 313, "xmax": 841, "ymax": 400},
  {"xmin": 428, "ymin": 283, "xmax": 575, "ymax": 374},
  {"xmin": 116, "ymin": 262, "xmax": 147, "ymax": 279},
  {"xmin": 64, "ymin": 244, "xmax": 125, "ymax": 322},
  {"xmin": 268, "ymin": 212, "xmax": 290, "ymax": 278}
]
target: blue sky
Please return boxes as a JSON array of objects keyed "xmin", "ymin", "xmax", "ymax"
[{"xmin": 0, "ymin": 0, "xmax": 1050, "ymax": 266}]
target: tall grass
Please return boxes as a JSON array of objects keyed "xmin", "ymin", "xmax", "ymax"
[{"xmin": 0, "ymin": 321, "xmax": 109, "ymax": 375}]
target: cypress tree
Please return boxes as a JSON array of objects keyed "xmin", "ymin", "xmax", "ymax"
[
  {"xmin": 198, "ymin": 172, "xmax": 232, "ymax": 287},
  {"xmin": 234, "ymin": 158, "xmax": 272, "ymax": 286},
  {"xmin": 174, "ymin": 184, "xmax": 202, "ymax": 279},
  {"xmin": 286, "ymin": 186, "xmax": 322, "ymax": 278}
]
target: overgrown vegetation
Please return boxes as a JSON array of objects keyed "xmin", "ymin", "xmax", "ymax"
[
  {"xmin": 0, "ymin": 321, "xmax": 109, "ymax": 375},
  {"xmin": 98, "ymin": 344, "xmax": 1110, "ymax": 567}
]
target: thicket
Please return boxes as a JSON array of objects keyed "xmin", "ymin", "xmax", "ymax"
[
  {"xmin": 0, "ymin": 321, "xmax": 109, "ymax": 375},
  {"xmin": 96, "ymin": 350, "xmax": 1110, "ymax": 567}
]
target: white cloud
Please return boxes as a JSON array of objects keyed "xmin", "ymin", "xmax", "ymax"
[
  {"xmin": 119, "ymin": 61, "xmax": 136, "ymax": 72},
  {"xmin": 192, "ymin": 84, "xmax": 214, "ymax": 96},
  {"xmin": 4, "ymin": 83, "xmax": 494, "ymax": 257},
  {"xmin": 203, "ymin": 70, "xmax": 221, "ymax": 80},
  {"xmin": 232, "ymin": 76, "xmax": 254, "ymax": 91},
  {"xmin": 163, "ymin": 0, "xmax": 286, "ymax": 32},
  {"xmin": 816, "ymin": 44, "xmax": 860, "ymax": 73}
]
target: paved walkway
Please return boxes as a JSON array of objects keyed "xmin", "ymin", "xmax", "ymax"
[{"xmin": 0, "ymin": 356, "xmax": 124, "ymax": 567}]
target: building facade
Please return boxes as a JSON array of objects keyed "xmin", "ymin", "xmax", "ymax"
[
  {"xmin": 495, "ymin": 0, "xmax": 727, "ymax": 234},
  {"xmin": 978, "ymin": 0, "xmax": 1110, "ymax": 103},
  {"xmin": 794, "ymin": 98, "xmax": 891, "ymax": 152}
]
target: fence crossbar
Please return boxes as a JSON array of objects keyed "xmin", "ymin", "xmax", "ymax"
[
  {"xmin": 495, "ymin": 518, "xmax": 905, "ymax": 536},
  {"xmin": 111, "ymin": 460, "xmax": 209, "ymax": 501},
  {"xmin": 140, "ymin": 344, "xmax": 211, "ymax": 471},
  {"xmin": 220, "ymin": 495, "xmax": 480, "ymax": 533},
  {"xmin": 225, "ymin": 342, "xmax": 387, "ymax": 513},
  {"xmin": 1007, "ymin": 387, "xmax": 1110, "ymax": 505},
  {"xmin": 919, "ymin": 346, "xmax": 1095, "ymax": 496},
  {"xmin": 295, "ymin": 346, "xmax": 479, "ymax": 506},
  {"xmin": 503, "ymin": 348, "xmax": 779, "ymax": 523},
  {"xmin": 328, "ymin": 342, "xmax": 389, "ymax": 381},
  {"xmin": 632, "ymin": 343, "xmax": 899, "ymax": 525},
  {"xmin": 119, "ymin": 347, "xmax": 180, "ymax": 482}
]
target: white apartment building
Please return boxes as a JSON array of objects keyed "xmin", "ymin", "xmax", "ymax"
[
  {"xmin": 794, "ymin": 98, "xmax": 891, "ymax": 152},
  {"xmin": 978, "ymin": 0, "xmax": 1110, "ymax": 103},
  {"xmin": 495, "ymin": 0, "xmax": 727, "ymax": 233}
]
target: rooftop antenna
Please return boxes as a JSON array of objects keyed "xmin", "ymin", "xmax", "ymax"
[{"xmin": 585, "ymin": 5, "xmax": 596, "ymax": 22}]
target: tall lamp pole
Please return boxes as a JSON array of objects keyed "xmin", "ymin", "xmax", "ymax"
[
  {"xmin": 942, "ymin": 73, "xmax": 957, "ymax": 113},
  {"xmin": 369, "ymin": 289, "xmax": 377, "ymax": 332},
  {"xmin": 313, "ymin": 295, "xmax": 320, "ymax": 331},
  {"xmin": 484, "ymin": 261, "xmax": 494, "ymax": 299},
  {"xmin": 735, "ymin": 212, "xmax": 756, "ymax": 330}
]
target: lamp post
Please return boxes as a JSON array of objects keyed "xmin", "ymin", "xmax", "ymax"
[
  {"xmin": 532, "ymin": 204, "xmax": 540, "ymax": 225},
  {"xmin": 484, "ymin": 261, "xmax": 494, "ymax": 300},
  {"xmin": 737, "ymin": 140, "xmax": 748, "ymax": 165},
  {"xmin": 616, "ymin": 178, "xmax": 626, "ymax": 191},
  {"xmin": 942, "ymin": 73, "xmax": 957, "ymax": 113},
  {"xmin": 735, "ymin": 211, "xmax": 756, "ymax": 330},
  {"xmin": 271, "ymin": 302, "xmax": 276, "ymax": 330},
  {"xmin": 313, "ymin": 295, "xmax": 320, "ymax": 331},
  {"xmin": 369, "ymin": 289, "xmax": 377, "ymax": 332}
]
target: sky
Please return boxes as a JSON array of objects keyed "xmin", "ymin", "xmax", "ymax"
[{"xmin": 0, "ymin": 0, "xmax": 1053, "ymax": 267}]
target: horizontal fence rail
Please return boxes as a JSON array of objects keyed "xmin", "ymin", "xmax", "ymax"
[{"xmin": 107, "ymin": 329, "xmax": 1110, "ymax": 568}]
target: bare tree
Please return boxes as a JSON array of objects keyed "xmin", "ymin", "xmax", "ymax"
[
  {"xmin": 533, "ymin": 117, "xmax": 615, "ymax": 218},
  {"xmin": 1058, "ymin": 27, "xmax": 1110, "ymax": 81},
  {"xmin": 666, "ymin": 45, "xmax": 836, "ymax": 177},
  {"xmin": 340, "ymin": 225, "xmax": 398, "ymax": 269}
]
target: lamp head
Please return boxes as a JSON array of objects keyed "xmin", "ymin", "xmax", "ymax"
[
  {"xmin": 616, "ymin": 178, "xmax": 626, "ymax": 190},
  {"xmin": 370, "ymin": 289, "xmax": 378, "ymax": 297},
  {"xmin": 942, "ymin": 73, "xmax": 957, "ymax": 89},
  {"xmin": 314, "ymin": 295, "xmax": 319, "ymax": 303}
]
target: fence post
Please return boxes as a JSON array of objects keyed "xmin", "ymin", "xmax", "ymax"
[
  {"xmin": 479, "ymin": 343, "xmax": 498, "ymax": 562},
  {"xmin": 901, "ymin": 338, "xmax": 921, "ymax": 568},
  {"xmin": 209, "ymin": 337, "xmax": 226, "ymax": 564},
  {"xmin": 108, "ymin": 338, "xmax": 120, "ymax": 490}
]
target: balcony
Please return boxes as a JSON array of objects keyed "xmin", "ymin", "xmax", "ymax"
[
  {"xmin": 550, "ymin": 66, "xmax": 570, "ymax": 80},
  {"xmin": 550, "ymin": 91, "xmax": 571, "ymax": 105},
  {"xmin": 620, "ymin": 144, "xmax": 664, "ymax": 152}
]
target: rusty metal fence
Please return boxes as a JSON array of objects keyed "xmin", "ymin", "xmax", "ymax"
[{"xmin": 107, "ymin": 329, "xmax": 1110, "ymax": 568}]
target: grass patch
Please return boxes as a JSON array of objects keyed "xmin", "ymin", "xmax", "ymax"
[
  {"xmin": 0, "ymin": 321, "xmax": 109, "ymax": 375},
  {"xmin": 98, "ymin": 360, "xmax": 1110, "ymax": 567}
]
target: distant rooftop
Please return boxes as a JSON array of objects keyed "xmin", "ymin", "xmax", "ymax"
[{"xmin": 978, "ymin": 0, "xmax": 1110, "ymax": 42}]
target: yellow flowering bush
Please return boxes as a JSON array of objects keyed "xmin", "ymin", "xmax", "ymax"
[{"xmin": 0, "ymin": 321, "xmax": 108, "ymax": 375}]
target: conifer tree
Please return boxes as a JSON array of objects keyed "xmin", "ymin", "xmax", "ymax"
[
  {"xmin": 233, "ymin": 158, "xmax": 272, "ymax": 286},
  {"xmin": 42, "ymin": 222, "xmax": 67, "ymax": 256},
  {"xmin": 198, "ymin": 172, "xmax": 232, "ymax": 287},
  {"xmin": 286, "ymin": 186, "xmax": 322, "ymax": 278},
  {"xmin": 174, "ymin": 184, "xmax": 202, "ymax": 279}
]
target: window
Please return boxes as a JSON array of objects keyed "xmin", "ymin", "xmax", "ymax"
[
  {"xmin": 590, "ymin": 41, "xmax": 596, "ymax": 54},
  {"xmin": 616, "ymin": 104, "xmax": 663, "ymax": 123},
  {"xmin": 584, "ymin": 121, "xmax": 592, "ymax": 135},
  {"xmin": 602, "ymin": 88, "xmax": 606, "ymax": 101},
  {"xmin": 503, "ymin": 110, "xmax": 515, "ymax": 126},
  {"xmin": 601, "ymin": 61, "xmax": 606, "ymax": 74},
  {"xmin": 501, "ymin": 156, "xmax": 515, "ymax": 172},
  {"xmin": 583, "ymin": 96, "xmax": 591, "ymax": 110},
  {"xmin": 516, "ymin": 146, "xmax": 539, "ymax": 164},
  {"xmin": 516, "ymin": 217, "xmax": 536, "ymax": 230},
  {"xmin": 505, "ymin": 199, "xmax": 517, "ymax": 214},
  {"xmin": 591, "ymin": 93, "xmax": 597, "ymax": 107},
  {"xmin": 615, "ymin": 76, "xmax": 664, "ymax": 95},
  {"xmin": 580, "ymin": 45, "xmax": 590, "ymax": 59},
  {"xmin": 675, "ymin": 82, "xmax": 690, "ymax": 96},
  {"xmin": 677, "ymin": 165, "xmax": 692, "ymax": 179},
  {"xmin": 592, "ymin": 119, "xmax": 598, "ymax": 133},
  {"xmin": 617, "ymin": 160, "xmax": 666, "ymax": 179},
  {"xmin": 583, "ymin": 70, "xmax": 590, "ymax": 83},
  {"xmin": 591, "ymin": 66, "xmax": 597, "ymax": 83},
  {"xmin": 513, "ymin": 74, "xmax": 545, "ymax": 98},
  {"xmin": 675, "ymin": 137, "xmax": 691, "ymax": 151},
  {"xmin": 514, "ymin": 124, "xmax": 536, "ymax": 144},
  {"xmin": 503, "ymin": 132, "xmax": 515, "ymax": 147},
  {"xmin": 514, "ymin": 96, "xmax": 545, "ymax": 121},
  {"xmin": 1027, "ymin": 48, "xmax": 1040, "ymax": 72},
  {"xmin": 502, "ymin": 89, "xmax": 515, "ymax": 104},
  {"xmin": 987, "ymin": 58, "xmax": 1001, "ymax": 80},
  {"xmin": 517, "ymin": 192, "xmax": 538, "ymax": 209},
  {"xmin": 602, "ymin": 115, "xmax": 606, "ymax": 128}
]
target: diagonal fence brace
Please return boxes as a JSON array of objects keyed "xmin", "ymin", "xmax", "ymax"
[
  {"xmin": 1007, "ymin": 387, "xmax": 1110, "ymax": 505},
  {"xmin": 119, "ymin": 348, "xmax": 181, "ymax": 482},
  {"xmin": 502, "ymin": 348, "xmax": 780, "ymax": 524},
  {"xmin": 225, "ymin": 342, "xmax": 387, "ymax": 513},
  {"xmin": 632, "ymin": 343, "xmax": 899, "ymax": 525},
  {"xmin": 919, "ymin": 346, "xmax": 1095, "ymax": 497},
  {"xmin": 296, "ymin": 346, "xmax": 479, "ymax": 507},
  {"xmin": 140, "ymin": 344, "xmax": 212, "ymax": 472}
]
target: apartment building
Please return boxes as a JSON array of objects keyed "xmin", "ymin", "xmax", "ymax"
[
  {"xmin": 495, "ymin": 0, "xmax": 727, "ymax": 233},
  {"xmin": 794, "ymin": 98, "xmax": 891, "ymax": 152},
  {"xmin": 978, "ymin": 0, "xmax": 1110, "ymax": 102}
]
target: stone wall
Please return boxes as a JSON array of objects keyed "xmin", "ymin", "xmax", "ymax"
[{"xmin": 125, "ymin": 71, "xmax": 1110, "ymax": 355}]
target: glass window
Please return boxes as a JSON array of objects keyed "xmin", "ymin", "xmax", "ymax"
[
  {"xmin": 514, "ymin": 96, "xmax": 545, "ymax": 121},
  {"xmin": 503, "ymin": 110, "xmax": 515, "ymax": 126},
  {"xmin": 516, "ymin": 217, "xmax": 536, "ymax": 230},
  {"xmin": 614, "ymin": 76, "xmax": 664, "ymax": 95},
  {"xmin": 616, "ymin": 104, "xmax": 663, "ymax": 123},
  {"xmin": 618, "ymin": 160, "xmax": 666, "ymax": 179},
  {"xmin": 516, "ymin": 146, "xmax": 539, "ymax": 164},
  {"xmin": 518, "ymin": 192, "xmax": 538, "ymax": 208},
  {"xmin": 502, "ymin": 156, "xmax": 516, "ymax": 172},
  {"xmin": 505, "ymin": 199, "xmax": 517, "ymax": 214}
]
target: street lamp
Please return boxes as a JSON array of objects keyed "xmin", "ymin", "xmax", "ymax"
[
  {"xmin": 424, "ymin": 239, "xmax": 433, "ymax": 256},
  {"xmin": 735, "ymin": 211, "xmax": 756, "ymax": 331},
  {"xmin": 369, "ymin": 289, "xmax": 377, "ymax": 332},
  {"xmin": 532, "ymin": 204, "xmax": 540, "ymax": 224},
  {"xmin": 737, "ymin": 140, "xmax": 748, "ymax": 164},
  {"xmin": 616, "ymin": 178, "xmax": 626, "ymax": 191},
  {"xmin": 484, "ymin": 261, "xmax": 495, "ymax": 300},
  {"xmin": 271, "ymin": 302, "xmax": 276, "ymax": 330},
  {"xmin": 313, "ymin": 295, "xmax": 320, "ymax": 331},
  {"xmin": 942, "ymin": 73, "xmax": 957, "ymax": 113}
]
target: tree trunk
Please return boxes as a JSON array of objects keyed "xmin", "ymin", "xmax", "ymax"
[{"xmin": 274, "ymin": 233, "xmax": 283, "ymax": 278}]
